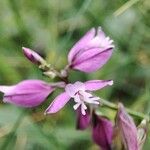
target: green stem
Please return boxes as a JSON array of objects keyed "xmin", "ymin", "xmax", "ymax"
[
  {"xmin": 114, "ymin": 0, "xmax": 140, "ymax": 16},
  {"xmin": 39, "ymin": 63, "xmax": 69, "ymax": 83},
  {"xmin": 100, "ymin": 98, "xmax": 149, "ymax": 121}
]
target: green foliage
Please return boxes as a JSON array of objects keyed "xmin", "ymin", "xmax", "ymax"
[{"xmin": 0, "ymin": 0, "xmax": 149, "ymax": 149}]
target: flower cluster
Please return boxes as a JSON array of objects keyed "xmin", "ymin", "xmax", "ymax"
[{"xmin": 0, "ymin": 27, "xmax": 148, "ymax": 150}]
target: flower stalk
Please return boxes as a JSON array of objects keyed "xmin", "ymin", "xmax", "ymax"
[
  {"xmin": 100, "ymin": 98, "xmax": 149, "ymax": 121},
  {"xmin": 39, "ymin": 62, "xmax": 69, "ymax": 82}
]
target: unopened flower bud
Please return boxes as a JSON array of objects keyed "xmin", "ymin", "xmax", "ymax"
[
  {"xmin": 22, "ymin": 47, "xmax": 45, "ymax": 65},
  {"xmin": 0, "ymin": 80, "xmax": 55, "ymax": 107},
  {"xmin": 76, "ymin": 107, "xmax": 91, "ymax": 130},
  {"xmin": 92, "ymin": 113, "xmax": 113, "ymax": 150},
  {"xmin": 116, "ymin": 103, "xmax": 138, "ymax": 150},
  {"xmin": 43, "ymin": 71, "xmax": 56, "ymax": 79}
]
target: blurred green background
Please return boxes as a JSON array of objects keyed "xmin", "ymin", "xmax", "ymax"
[{"xmin": 0, "ymin": 0, "xmax": 150, "ymax": 149}]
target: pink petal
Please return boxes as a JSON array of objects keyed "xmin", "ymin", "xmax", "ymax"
[
  {"xmin": 68, "ymin": 27, "xmax": 114, "ymax": 73},
  {"xmin": 84, "ymin": 80, "xmax": 113, "ymax": 91},
  {"xmin": 45, "ymin": 92, "xmax": 70, "ymax": 114},
  {"xmin": 76, "ymin": 107, "xmax": 91, "ymax": 130},
  {"xmin": 0, "ymin": 85, "xmax": 16, "ymax": 94},
  {"xmin": 96, "ymin": 27, "xmax": 114, "ymax": 48},
  {"xmin": 116, "ymin": 103, "xmax": 138, "ymax": 150},
  {"xmin": 0, "ymin": 80, "xmax": 54, "ymax": 107},
  {"xmin": 65, "ymin": 81, "xmax": 85, "ymax": 97},
  {"xmin": 92, "ymin": 113, "xmax": 113, "ymax": 150},
  {"xmin": 68, "ymin": 28, "xmax": 96, "ymax": 63},
  {"xmin": 71, "ymin": 48, "xmax": 113, "ymax": 73},
  {"xmin": 85, "ymin": 27, "xmax": 114, "ymax": 49}
]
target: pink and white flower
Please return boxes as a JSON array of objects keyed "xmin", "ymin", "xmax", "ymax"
[
  {"xmin": 68, "ymin": 27, "xmax": 114, "ymax": 73},
  {"xmin": 45, "ymin": 80, "xmax": 113, "ymax": 115}
]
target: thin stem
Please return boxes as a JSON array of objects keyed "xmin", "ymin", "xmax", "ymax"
[
  {"xmin": 114, "ymin": 0, "xmax": 140, "ymax": 16},
  {"xmin": 39, "ymin": 63, "xmax": 69, "ymax": 83},
  {"xmin": 100, "ymin": 98, "xmax": 149, "ymax": 121}
]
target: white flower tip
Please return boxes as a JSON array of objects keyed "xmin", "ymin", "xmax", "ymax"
[
  {"xmin": 22, "ymin": 47, "xmax": 29, "ymax": 52},
  {"xmin": 108, "ymin": 80, "xmax": 113, "ymax": 86},
  {"xmin": 141, "ymin": 119, "xmax": 147, "ymax": 125},
  {"xmin": 97, "ymin": 26, "xmax": 102, "ymax": 32},
  {"xmin": 44, "ymin": 109, "xmax": 51, "ymax": 115},
  {"xmin": 22, "ymin": 47, "xmax": 26, "ymax": 50},
  {"xmin": 90, "ymin": 27, "xmax": 96, "ymax": 33},
  {"xmin": 94, "ymin": 101, "xmax": 100, "ymax": 105},
  {"xmin": 73, "ymin": 104, "xmax": 80, "ymax": 110},
  {"xmin": 22, "ymin": 47, "xmax": 32, "ymax": 54},
  {"xmin": 82, "ymin": 111, "xmax": 86, "ymax": 115}
]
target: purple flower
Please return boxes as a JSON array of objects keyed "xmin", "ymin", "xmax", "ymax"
[
  {"xmin": 116, "ymin": 103, "xmax": 138, "ymax": 150},
  {"xmin": 45, "ymin": 80, "xmax": 113, "ymax": 115},
  {"xmin": 68, "ymin": 27, "xmax": 114, "ymax": 73},
  {"xmin": 22, "ymin": 47, "xmax": 45, "ymax": 65},
  {"xmin": 92, "ymin": 113, "xmax": 113, "ymax": 150},
  {"xmin": 0, "ymin": 80, "xmax": 55, "ymax": 107},
  {"xmin": 76, "ymin": 106, "xmax": 91, "ymax": 130}
]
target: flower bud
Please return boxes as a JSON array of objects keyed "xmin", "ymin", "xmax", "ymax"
[
  {"xmin": 68, "ymin": 27, "xmax": 114, "ymax": 73},
  {"xmin": 116, "ymin": 103, "xmax": 138, "ymax": 150},
  {"xmin": 137, "ymin": 119, "xmax": 148, "ymax": 150},
  {"xmin": 92, "ymin": 113, "xmax": 113, "ymax": 150},
  {"xmin": 43, "ymin": 71, "xmax": 56, "ymax": 79},
  {"xmin": 0, "ymin": 80, "xmax": 54, "ymax": 107},
  {"xmin": 22, "ymin": 47, "xmax": 45, "ymax": 65},
  {"xmin": 76, "ymin": 107, "xmax": 91, "ymax": 130}
]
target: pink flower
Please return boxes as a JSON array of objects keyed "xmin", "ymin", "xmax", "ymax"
[
  {"xmin": 68, "ymin": 27, "xmax": 114, "ymax": 73},
  {"xmin": 116, "ymin": 103, "xmax": 138, "ymax": 150},
  {"xmin": 76, "ymin": 106, "xmax": 91, "ymax": 130},
  {"xmin": 22, "ymin": 47, "xmax": 45, "ymax": 65},
  {"xmin": 45, "ymin": 80, "xmax": 113, "ymax": 115},
  {"xmin": 92, "ymin": 113, "xmax": 113, "ymax": 150},
  {"xmin": 0, "ymin": 80, "xmax": 56, "ymax": 107}
]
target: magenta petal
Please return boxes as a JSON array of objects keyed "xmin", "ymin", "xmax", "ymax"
[
  {"xmin": 68, "ymin": 28, "xmax": 96, "ymax": 63},
  {"xmin": 76, "ymin": 107, "xmax": 91, "ymax": 130},
  {"xmin": 116, "ymin": 103, "xmax": 138, "ymax": 150},
  {"xmin": 0, "ymin": 80, "xmax": 54, "ymax": 107},
  {"xmin": 84, "ymin": 80, "xmax": 113, "ymax": 91},
  {"xmin": 45, "ymin": 92, "xmax": 70, "ymax": 114},
  {"xmin": 92, "ymin": 114, "xmax": 113, "ymax": 150},
  {"xmin": 68, "ymin": 27, "xmax": 114, "ymax": 73},
  {"xmin": 72, "ymin": 48, "xmax": 113, "ymax": 73},
  {"xmin": 22, "ymin": 47, "xmax": 45, "ymax": 65}
]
